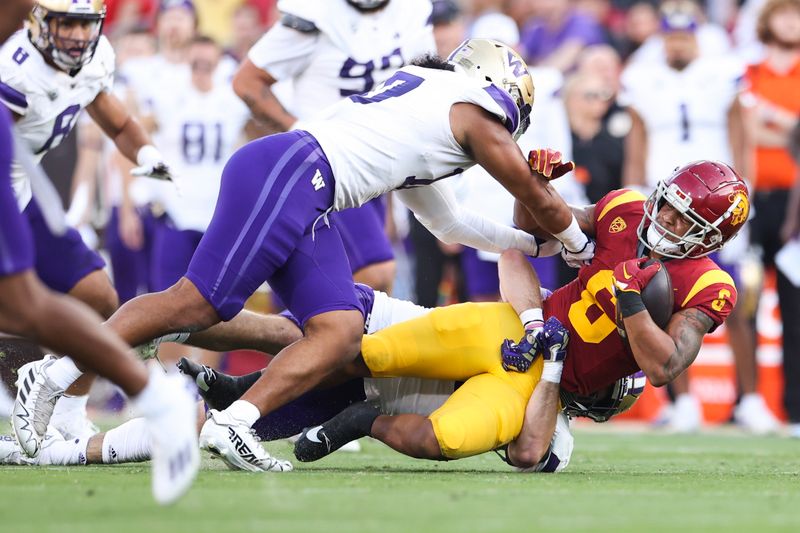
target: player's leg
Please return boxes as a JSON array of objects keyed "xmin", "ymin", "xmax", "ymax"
[
  {"xmin": 361, "ymin": 301, "xmax": 524, "ymax": 381},
  {"xmin": 296, "ymin": 369, "xmax": 540, "ymax": 462}
]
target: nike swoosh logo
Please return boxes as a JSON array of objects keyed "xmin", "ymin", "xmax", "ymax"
[
  {"xmin": 622, "ymin": 263, "xmax": 633, "ymax": 280},
  {"xmin": 305, "ymin": 426, "xmax": 324, "ymax": 444}
]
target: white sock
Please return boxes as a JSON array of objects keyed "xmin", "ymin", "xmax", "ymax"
[
  {"xmin": 226, "ymin": 400, "xmax": 260, "ymax": 426},
  {"xmin": 102, "ymin": 418, "xmax": 151, "ymax": 464},
  {"xmin": 159, "ymin": 332, "xmax": 190, "ymax": 345},
  {"xmin": 37, "ymin": 435, "xmax": 89, "ymax": 466},
  {"xmin": 46, "ymin": 356, "xmax": 83, "ymax": 390},
  {"xmin": 130, "ymin": 367, "xmax": 168, "ymax": 420},
  {"xmin": 51, "ymin": 394, "xmax": 89, "ymax": 419}
]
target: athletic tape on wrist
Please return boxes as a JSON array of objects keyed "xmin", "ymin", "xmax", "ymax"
[{"xmin": 617, "ymin": 290, "xmax": 646, "ymax": 318}]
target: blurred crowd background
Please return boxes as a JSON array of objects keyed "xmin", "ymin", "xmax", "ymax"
[{"xmin": 5, "ymin": 0, "xmax": 800, "ymax": 436}]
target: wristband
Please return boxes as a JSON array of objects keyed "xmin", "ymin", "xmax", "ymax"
[
  {"xmin": 553, "ymin": 217, "xmax": 587, "ymax": 252},
  {"xmin": 136, "ymin": 144, "xmax": 162, "ymax": 167},
  {"xmin": 541, "ymin": 361, "xmax": 563, "ymax": 383},
  {"xmin": 520, "ymin": 308, "xmax": 543, "ymax": 328},
  {"xmin": 616, "ymin": 290, "xmax": 647, "ymax": 318}
]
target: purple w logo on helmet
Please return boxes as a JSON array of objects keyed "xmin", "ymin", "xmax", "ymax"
[{"xmin": 507, "ymin": 50, "xmax": 526, "ymax": 77}]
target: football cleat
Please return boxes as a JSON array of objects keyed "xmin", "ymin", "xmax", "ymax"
[
  {"xmin": 199, "ymin": 409, "xmax": 292, "ymax": 473},
  {"xmin": 0, "ymin": 434, "xmax": 31, "ymax": 465},
  {"xmin": 13, "ymin": 355, "xmax": 64, "ymax": 457},
  {"xmin": 733, "ymin": 394, "xmax": 780, "ymax": 435},
  {"xmin": 135, "ymin": 332, "xmax": 190, "ymax": 361},
  {"xmin": 50, "ymin": 399, "xmax": 100, "ymax": 441},
  {"xmin": 147, "ymin": 372, "xmax": 201, "ymax": 505},
  {"xmin": 294, "ymin": 402, "xmax": 381, "ymax": 462}
]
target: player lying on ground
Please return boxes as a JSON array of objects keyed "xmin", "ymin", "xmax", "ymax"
[
  {"xmin": 21, "ymin": 38, "xmax": 597, "ymax": 471},
  {"xmin": 0, "ymin": 0, "xmax": 196, "ymax": 505},
  {"xmin": 146, "ymin": 160, "xmax": 747, "ymax": 466}
]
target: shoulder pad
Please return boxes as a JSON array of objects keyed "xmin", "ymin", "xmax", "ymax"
[{"xmin": 280, "ymin": 13, "xmax": 319, "ymax": 34}]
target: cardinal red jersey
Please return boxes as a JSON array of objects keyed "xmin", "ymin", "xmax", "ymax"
[{"xmin": 543, "ymin": 189, "xmax": 737, "ymax": 396}]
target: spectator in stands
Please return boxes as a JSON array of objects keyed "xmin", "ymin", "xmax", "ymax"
[
  {"xmin": 617, "ymin": 1, "xmax": 661, "ymax": 59},
  {"xmin": 432, "ymin": 0, "xmax": 467, "ymax": 57},
  {"xmin": 744, "ymin": 0, "xmax": 800, "ymax": 437},
  {"xmin": 519, "ymin": 0, "xmax": 606, "ymax": 72}
]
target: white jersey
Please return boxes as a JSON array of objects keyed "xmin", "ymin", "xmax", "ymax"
[
  {"xmin": 364, "ymin": 290, "xmax": 574, "ymax": 472},
  {"xmin": 0, "ymin": 30, "xmax": 114, "ymax": 208},
  {"xmin": 303, "ymin": 65, "xmax": 521, "ymax": 211},
  {"xmin": 149, "ymin": 80, "xmax": 250, "ymax": 232},
  {"xmin": 248, "ymin": 0, "xmax": 435, "ymax": 119},
  {"xmin": 620, "ymin": 55, "xmax": 744, "ymax": 190}
]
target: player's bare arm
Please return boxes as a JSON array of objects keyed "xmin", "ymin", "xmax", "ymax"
[
  {"xmin": 623, "ymin": 306, "xmax": 713, "ymax": 387},
  {"xmin": 85, "ymin": 90, "xmax": 150, "ymax": 164},
  {"xmin": 451, "ymin": 102, "xmax": 575, "ymax": 237},
  {"xmin": 232, "ymin": 59, "xmax": 296, "ymax": 133}
]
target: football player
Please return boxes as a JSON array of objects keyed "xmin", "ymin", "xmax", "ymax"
[
  {"xmin": 35, "ymin": 38, "xmax": 595, "ymax": 471},
  {"xmin": 0, "ymin": 0, "xmax": 197, "ymax": 505},
  {"xmin": 137, "ymin": 160, "xmax": 745, "ymax": 468},
  {"xmin": 290, "ymin": 160, "xmax": 746, "ymax": 463},
  {"xmin": 1, "ymin": 0, "xmax": 174, "ymax": 437},
  {"xmin": 232, "ymin": 0, "xmax": 437, "ymax": 294}
]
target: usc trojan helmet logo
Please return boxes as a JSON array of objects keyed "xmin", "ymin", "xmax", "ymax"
[{"xmin": 729, "ymin": 192, "xmax": 749, "ymax": 226}]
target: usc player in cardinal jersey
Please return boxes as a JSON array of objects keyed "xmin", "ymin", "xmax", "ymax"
[{"xmin": 291, "ymin": 159, "xmax": 747, "ymax": 465}]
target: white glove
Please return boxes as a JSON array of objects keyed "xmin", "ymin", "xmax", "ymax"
[
  {"xmin": 561, "ymin": 238, "xmax": 595, "ymax": 268},
  {"xmin": 131, "ymin": 145, "xmax": 174, "ymax": 181}
]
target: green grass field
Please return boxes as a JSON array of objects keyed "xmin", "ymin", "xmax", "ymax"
[{"xmin": 1, "ymin": 427, "xmax": 798, "ymax": 533}]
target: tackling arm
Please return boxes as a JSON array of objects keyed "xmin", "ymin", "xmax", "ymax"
[
  {"xmin": 623, "ymin": 307, "xmax": 714, "ymax": 387},
  {"xmin": 451, "ymin": 103, "xmax": 588, "ymax": 252}
]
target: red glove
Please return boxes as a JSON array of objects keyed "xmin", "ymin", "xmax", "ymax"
[
  {"xmin": 528, "ymin": 149, "xmax": 575, "ymax": 180},
  {"xmin": 612, "ymin": 258, "xmax": 661, "ymax": 295}
]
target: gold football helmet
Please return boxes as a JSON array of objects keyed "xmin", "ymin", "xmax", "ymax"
[
  {"xmin": 28, "ymin": 0, "xmax": 106, "ymax": 74},
  {"xmin": 447, "ymin": 38, "xmax": 535, "ymax": 140}
]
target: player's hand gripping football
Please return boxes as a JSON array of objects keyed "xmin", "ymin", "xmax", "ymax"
[
  {"xmin": 501, "ymin": 318, "xmax": 543, "ymax": 373},
  {"xmin": 612, "ymin": 257, "xmax": 662, "ymax": 296},
  {"xmin": 528, "ymin": 149, "xmax": 575, "ymax": 180}
]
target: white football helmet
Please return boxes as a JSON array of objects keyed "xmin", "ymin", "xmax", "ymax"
[
  {"xmin": 28, "ymin": 0, "xmax": 106, "ymax": 74},
  {"xmin": 447, "ymin": 38, "xmax": 535, "ymax": 140},
  {"xmin": 347, "ymin": 0, "xmax": 390, "ymax": 11}
]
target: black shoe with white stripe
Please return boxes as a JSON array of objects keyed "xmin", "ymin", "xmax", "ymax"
[
  {"xmin": 13, "ymin": 355, "xmax": 64, "ymax": 458},
  {"xmin": 294, "ymin": 401, "xmax": 380, "ymax": 462}
]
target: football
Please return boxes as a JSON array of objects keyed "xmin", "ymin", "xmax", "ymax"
[{"xmin": 616, "ymin": 259, "xmax": 674, "ymax": 337}]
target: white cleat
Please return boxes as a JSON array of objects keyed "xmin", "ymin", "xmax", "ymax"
[
  {"xmin": 13, "ymin": 355, "xmax": 64, "ymax": 457},
  {"xmin": 667, "ymin": 394, "xmax": 703, "ymax": 434},
  {"xmin": 0, "ymin": 434, "xmax": 31, "ymax": 465},
  {"xmin": 734, "ymin": 394, "xmax": 780, "ymax": 435},
  {"xmin": 199, "ymin": 409, "xmax": 293, "ymax": 473},
  {"xmin": 148, "ymin": 373, "xmax": 201, "ymax": 505},
  {"xmin": 339, "ymin": 440, "xmax": 362, "ymax": 453},
  {"xmin": 50, "ymin": 400, "xmax": 99, "ymax": 441}
]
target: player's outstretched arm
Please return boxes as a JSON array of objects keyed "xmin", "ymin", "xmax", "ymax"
[
  {"xmin": 513, "ymin": 199, "xmax": 597, "ymax": 241},
  {"xmin": 451, "ymin": 103, "xmax": 589, "ymax": 254}
]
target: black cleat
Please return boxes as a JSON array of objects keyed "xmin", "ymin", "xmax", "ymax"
[
  {"xmin": 177, "ymin": 358, "xmax": 264, "ymax": 410},
  {"xmin": 294, "ymin": 401, "xmax": 381, "ymax": 462}
]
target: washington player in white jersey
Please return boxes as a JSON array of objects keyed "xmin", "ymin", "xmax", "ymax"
[
  {"xmin": 233, "ymin": 0, "xmax": 437, "ymax": 293},
  {"xmin": 620, "ymin": 1, "xmax": 749, "ymax": 191},
  {"xmin": 2, "ymin": 1, "xmax": 175, "ymax": 441},
  {"xmin": 40, "ymin": 39, "xmax": 595, "ymax": 471}
]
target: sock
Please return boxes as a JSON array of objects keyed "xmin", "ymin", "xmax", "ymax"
[
  {"xmin": 37, "ymin": 435, "xmax": 89, "ymax": 466},
  {"xmin": 102, "ymin": 418, "xmax": 151, "ymax": 464},
  {"xmin": 46, "ymin": 356, "xmax": 83, "ymax": 390},
  {"xmin": 51, "ymin": 394, "xmax": 89, "ymax": 418},
  {"xmin": 205, "ymin": 370, "xmax": 262, "ymax": 411},
  {"xmin": 226, "ymin": 400, "xmax": 260, "ymax": 426},
  {"xmin": 160, "ymin": 332, "xmax": 190, "ymax": 345},
  {"xmin": 295, "ymin": 402, "xmax": 381, "ymax": 462}
]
